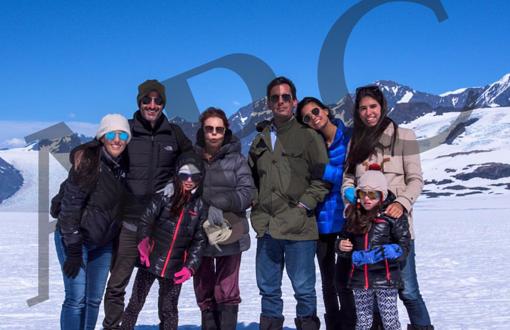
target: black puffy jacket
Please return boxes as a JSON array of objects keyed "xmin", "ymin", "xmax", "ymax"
[
  {"xmin": 137, "ymin": 190, "xmax": 207, "ymax": 279},
  {"xmin": 52, "ymin": 140, "xmax": 127, "ymax": 247},
  {"xmin": 337, "ymin": 192, "xmax": 411, "ymax": 289},
  {"xmin": 124, "ymin": 111, "xmax": 192, "ymax": 225}
]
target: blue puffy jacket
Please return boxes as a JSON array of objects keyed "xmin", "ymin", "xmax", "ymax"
[{"xmin": 316, "ymin": 119, "xmax": 350, "ymax": 234}]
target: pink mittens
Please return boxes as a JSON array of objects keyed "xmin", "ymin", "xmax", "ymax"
[
  {"xmin": 174, "ymin": 267, "xmax": 192, "ymax": 284},
  {"xmin": 137, "ymin": 237, "xmax": 153, "ymax": 267}
]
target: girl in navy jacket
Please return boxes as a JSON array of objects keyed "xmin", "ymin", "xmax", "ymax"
[
  {"xmin": 338, "ymin": 164, "xmax": 410, "ymax": 330},
  {"xmin": 120, "ymin": 152, "xmax": 207, "ymax": 330}
]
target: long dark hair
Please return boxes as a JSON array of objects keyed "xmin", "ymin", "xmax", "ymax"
[
  {"xmin": 345, "ymin": 85, "xmax": 398, "ymax": 174},
  {"xmin": 170, "ymin": 181, "xmax": 192, "ymax": 216},
  {"xmin": 69, "ymin": 140, "xmax": 102, "ymax": 191},
  {"xmin": 344, "ymin": 203, "xmax": 381, "ymax": 235},
  {"xmin": 169, "ymin": 151, "xmax": 204, "ymax": 216}
]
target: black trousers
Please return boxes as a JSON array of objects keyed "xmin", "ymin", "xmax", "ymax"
[
  {"xmin": 103, "ymin": 226, "xmax": 139, "ymax": 329},
  {"xmin": 317, "ymin": 233, "xmax": 356, "ymax": 329}
]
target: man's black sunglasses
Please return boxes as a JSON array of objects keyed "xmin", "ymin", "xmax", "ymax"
[
  {"xmin": 269, "ymin": 93, "xmax": 292, "ymax": 104},
  {"xmin": 141, "ymin": 96, "xmax": 164, "ymax": 106}
]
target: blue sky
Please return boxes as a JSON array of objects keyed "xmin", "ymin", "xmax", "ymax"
[{"xmin": 0, "ymin": 0, "xmax": 509, "ymax": 140}]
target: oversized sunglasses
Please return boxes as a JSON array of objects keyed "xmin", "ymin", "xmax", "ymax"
[
  {"xmin": 104, "ymin": 131, "xmax": 129, "ymax": 142},
  {"xmin": 141, "ymin": 96, "xmax": 164, "ymax": 106},
  {"xmin": 269, "ymin": 93, "xmax": 292, "ymax": 104},
  {"xmin": 302, "ymin": 107, "xmax": 321, "ymax": 124},
  {"xmin": 357, "ymin": 190, "xmax": 381, "ymax": 200},
  {"xmin": 204, "ymin": 125, "xmax": 226, "ymax": 134},
  {"xmin": 177, "ymin": 173, "xmax": 202, "ymax": 182}
]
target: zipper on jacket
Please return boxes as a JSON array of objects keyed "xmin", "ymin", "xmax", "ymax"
[
  {"xmin": 384, "ymin": 258, "xmax": 391, "ymax": 283},
  {"xmin": 160, "ymin": 208, "xmax": 185, "ymax": 277},
  {"xmin": 146, "ymin": 134, "xmax": 155, "ymax": 196},
  {"xmin": 364, "ymin": 232, "xmax": 369, "ymax": 289},
  {"xmin": 373, "ymin": 217, "xmax": 392, "ymax": 283}
]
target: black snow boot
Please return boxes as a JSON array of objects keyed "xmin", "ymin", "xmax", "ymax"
[
  {"xmin": 407, "ymin": 325, "xmax": 435, "ymax": 330},
  {"xmin": 259, "ymin": 315, "xmax": 284, "ymax": 330},
  {"xmin": 201, "ymin": 308, "xmax": 219, "ymax": 330},
  {"xmin": 295, "ymin": 315, "xmax": 321, "ymax": 330},
  {"xmin": 217, "ymin": 304, "xmax": 238, "ymax": 330}
]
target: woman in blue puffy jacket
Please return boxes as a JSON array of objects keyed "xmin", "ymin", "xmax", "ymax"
[{"xmin": 297, "ymin": 97, "xmax": 355, "ymax": 330}]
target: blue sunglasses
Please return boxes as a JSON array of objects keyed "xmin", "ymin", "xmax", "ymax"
[{"xmin": 104, "ymin": 131, "xmax": 129, "ymax": 142}]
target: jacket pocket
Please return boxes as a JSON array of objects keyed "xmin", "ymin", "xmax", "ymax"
[
  {"xmin": 278, "ymin": 205, "xmax": 308, "ymax": 236},
  {"xmin": 281, "ymin": 148, "xmax": 308, "ymax": 198}
]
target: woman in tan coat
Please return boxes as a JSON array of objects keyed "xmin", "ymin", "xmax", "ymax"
[{"xmin": 342, "ymin": 85, "xmax": 433, "ymax": 330}]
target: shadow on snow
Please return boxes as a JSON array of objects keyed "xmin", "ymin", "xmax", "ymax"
[{"xmin": 135, "ymin": 323, "xmax": 296, "ymax": 330}]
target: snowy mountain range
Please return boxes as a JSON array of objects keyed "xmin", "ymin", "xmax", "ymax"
[
  {"xmin": 0, "ymin": 157, "xmax": 23, "ymax": 204},
  {"xmin": 221, "ymin": 73, "xmax": 510, "ymax": 152},
  {"xmin": 1, "ymin": 74, "xmax": 509, "ymax": 205}
]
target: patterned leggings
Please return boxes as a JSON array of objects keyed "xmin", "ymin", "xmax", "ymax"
[
  {"xmin": 352, "ymin": 288, "xmax": 401, "ymax": 330},
  {"xmin": 120, "ymin": 268, "xmax": 182, "ymax": 330}
]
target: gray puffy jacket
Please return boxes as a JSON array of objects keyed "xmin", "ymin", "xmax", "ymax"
[{"xmin": 195, "ymin": 130, "xmax": 255, "ymax": 257}]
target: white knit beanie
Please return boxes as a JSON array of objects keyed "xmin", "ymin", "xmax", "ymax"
[
  {"xmin": 356, "ymin": 163, "xmax": 388, "ymax": 200},
  {"xmin": 96, "ymin": 114, "xmax": 131, "ymax": 143},
  {"xmin": 178, "ymin": 164, "xmax": 201, "ymax": 175}
]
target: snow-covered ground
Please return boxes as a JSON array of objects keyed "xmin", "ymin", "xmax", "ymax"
[
  {"xmin": 1, "ymin": 195, "xmax": 509, "ymax": 329},
  {"xmin": 1, "ymin": 106, "xmax": 509, "ymax": 329}
]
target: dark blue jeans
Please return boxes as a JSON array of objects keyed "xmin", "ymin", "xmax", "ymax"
[
  {"xmin": 55, "ymin": 229, "xmax": 113, "ymax": 330},
  {"xmin": 399, "ymin": 240, "xmax": 432, "ymax": 326},
  {"xmin": 256, "ymin": 234, "xmax": 317, "ymax": 319}
]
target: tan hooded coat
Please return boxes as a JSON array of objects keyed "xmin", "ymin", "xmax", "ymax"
[{"xmin": 342, "ymin": 124, "xmax": 423, "ymax": 238}]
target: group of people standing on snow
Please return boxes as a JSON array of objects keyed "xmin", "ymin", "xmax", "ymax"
[{"xmin": 52, "ymin": 77, "xmax": 434, "ymax": 330}]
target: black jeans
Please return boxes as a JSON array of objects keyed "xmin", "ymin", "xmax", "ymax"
[
  {"xmin": 317, "ymin": 233, "xmax": 356, "ymax": 329},
  {"xmin": 103, "ymin": 226, "xmax": 139, "ymax": 329}
]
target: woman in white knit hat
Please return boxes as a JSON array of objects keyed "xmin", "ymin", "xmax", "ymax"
[{"xmin": 51, "ymin": 113, "xmax": 131, "ymax": 330}]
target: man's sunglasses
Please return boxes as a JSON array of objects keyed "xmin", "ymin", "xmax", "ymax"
[
  {"xmin": 141, "ymin": 96, "xmax": 164, "ymax": 106},
  {"xmin": 177, "ymin": 173, "xmax": 202, "ymax": 182},
  {"xmin": 269, "ymin": 93, "xmax": 292, "ymax": 104},
  {"xmin": 104, "ymin": 131, "xmax": 129, "ymax": 142},
  {"xmin": 204, "ymin": 125, "xmax": 226, "ymax": 135},
  {"xmin": 357, "ymin": 190, "xmax": 381, "ymax": 200},
  {"xmin": 302, "ymin": 107, "xmax": 321, "ymax": 124}
]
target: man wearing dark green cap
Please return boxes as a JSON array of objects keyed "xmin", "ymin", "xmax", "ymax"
[{"xmin": 103, "ymin": 79, "xmax": 193, "ymax": 329}]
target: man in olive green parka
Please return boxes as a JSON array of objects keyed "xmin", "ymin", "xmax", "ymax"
[{"xmin": 249, "ymin": 76, "xmax": 329, "ymax": 330}]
